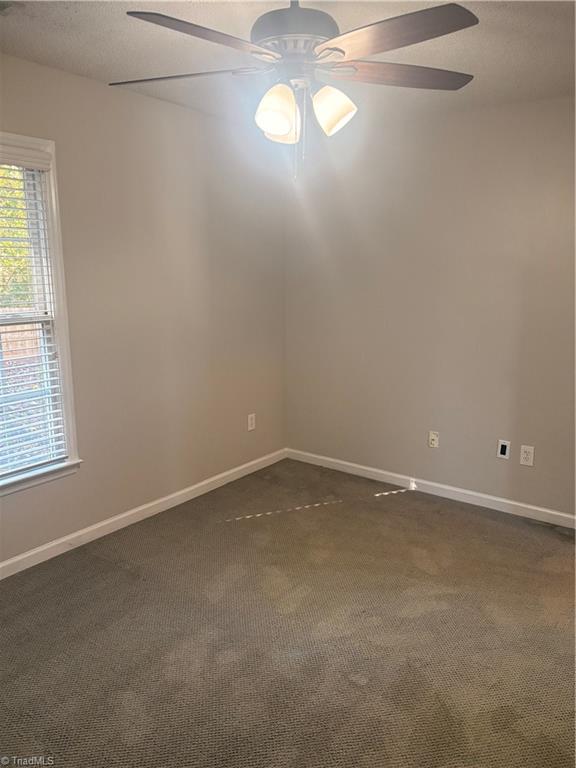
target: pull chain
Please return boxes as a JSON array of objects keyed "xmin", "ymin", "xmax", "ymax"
[{"xmin": 292, "ymin": 80, "xmax": 308, "ymax": 180}]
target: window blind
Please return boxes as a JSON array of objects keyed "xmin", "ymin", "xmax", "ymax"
[{"xmin": 0, "ymin": 164, "xmax": 68, "ymax": 480}]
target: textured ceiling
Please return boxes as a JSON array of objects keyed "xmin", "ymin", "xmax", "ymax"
[{"xmin": 0, "ymin": 1, "xmax": 574, "ymax": 120}]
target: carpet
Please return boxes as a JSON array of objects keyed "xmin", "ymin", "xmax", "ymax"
[{"xmin": 1, "ymin": 459, "xmax": 574, "ymax": 767}]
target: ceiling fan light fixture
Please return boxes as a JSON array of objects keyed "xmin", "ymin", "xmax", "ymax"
[
  {"xmin": 312, "ymin": 85, "xmax": 357, "ymax": 136},
  {"xmin": 255, "ymin": 83, "xmax": 297, "ymax": 137},
  {"xmin": 117, "ymin": 3, "xmax": 478, "ymax": 159}
]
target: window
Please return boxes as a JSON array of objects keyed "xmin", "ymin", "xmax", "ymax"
[{"xmin": 0, "ymin": 133, "xmax": 79, "ymax": 493}]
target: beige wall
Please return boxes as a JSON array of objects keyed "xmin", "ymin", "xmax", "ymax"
[
  {"xmin": 286, "ymin": 96, "xmax": 574, "ymax": 515},
  {"xmin": 0, "ymin": 53, "xmax": 573, "ymax": 565},
  {"xmin": 0, "ymin": 54, "xmax": 286, "ymax": 561}
]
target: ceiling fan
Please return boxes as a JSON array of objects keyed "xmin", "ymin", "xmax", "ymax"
[{"xmin": 110, "ymin": 2, "xmax": 478, "ymax": 146}]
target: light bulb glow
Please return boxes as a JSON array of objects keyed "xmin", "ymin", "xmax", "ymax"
[
  {"xmin": 255, "ymin": 84, "xmax": 297, "ymax": 137},
  {"xmin": 265, "ymin": 105, "xmax": 301, "ymax": 144},
  {"xmin": 312, "ymin": 86, "xmax": 357, "ymax": 137}
]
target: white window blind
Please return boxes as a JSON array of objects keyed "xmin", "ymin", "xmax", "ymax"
[{"xmin": 0, "ymin": 163, "xmax": 69, "ymax": 481}]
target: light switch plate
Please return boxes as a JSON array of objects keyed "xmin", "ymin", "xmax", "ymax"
[{"xmin": 497, "ymin": 439, "xmax": 511, "ymax": 459}]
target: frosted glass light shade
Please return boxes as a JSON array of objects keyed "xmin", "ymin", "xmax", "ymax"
[
  {"xmin": 255, "ymin": 84, "xmax": 297, "ymax": 137},
  {"xmin": 265, "ymin": 105, "xmax": 301, "ymax": 144},
  {"xmin": 312, "ymin": 86, "xmax": 358, "ymax": 136}
]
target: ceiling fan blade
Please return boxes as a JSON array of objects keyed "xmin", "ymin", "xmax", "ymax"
[
  {"xmin": 318, "ymin": 61, "xmax": 473, "ymax": 90},
  {"xmin": 127, "ymin": 12, "xmax": 280, "ymax": 61},
  {"xmin": 110, "ymin": 67, "xmax": 272, "ymax": 87},
  {"xmin": 314, "ymin": 4, "xmax": 478, "ymax": 61}
]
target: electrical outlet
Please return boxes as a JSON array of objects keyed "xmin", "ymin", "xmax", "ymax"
[
  {"xmin": 497, "ymin": 440, "xmax": 511, "ymax": 459},
  {"xmin": 247, "ymin": 413, "xmax": 256, "ymax": 432},
  {"xmin": 520, "ymin": 445, "xmax": 534, "ymax": 466},
  {"xmin": 428, "ymin": 431, "xmax": 439, "ymax": 448}
]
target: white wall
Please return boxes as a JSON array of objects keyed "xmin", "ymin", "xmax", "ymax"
[
  {"xmin": 286, "ymin": 96, "xmax": 574, "ymax": 515},
  {"xmin": 0, "ymin": 54, "xmax": 286, "ymax": 561}
]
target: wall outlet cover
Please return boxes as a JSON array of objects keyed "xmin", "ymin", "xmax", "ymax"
[
  {"xmin": 520, "ymin": 445, "xmax": 535, "ymax": 466},
  {"xmin": 428, "ymin": 431, "xmax": 439, "ymax": 448}
]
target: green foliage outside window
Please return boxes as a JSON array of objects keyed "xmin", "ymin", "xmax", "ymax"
[{"xmin": 0, "ymin": 165, "xmax": 33, "ymax": 313}]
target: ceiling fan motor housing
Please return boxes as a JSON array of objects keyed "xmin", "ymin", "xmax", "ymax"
[{"xmin": 250, "ymin": 2, "xmax": 340, "ymax": 59}]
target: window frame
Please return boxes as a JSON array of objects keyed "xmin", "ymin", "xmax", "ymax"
[{"xmin": 0, "ymin": 131, "xmax": 80, "ymax": 495}]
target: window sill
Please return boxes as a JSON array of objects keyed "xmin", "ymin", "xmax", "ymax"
[{"xmin": 0, "ymin": 459, "xmax": 83, "ymax": 497}]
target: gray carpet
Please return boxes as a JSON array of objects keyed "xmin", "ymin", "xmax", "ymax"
[{"xmin": 1, "ymin": 459, "xmax": 574, "ymax": 768}]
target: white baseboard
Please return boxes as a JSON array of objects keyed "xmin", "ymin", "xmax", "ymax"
[
  {"xmin": 0, "ymin": 449, "xmax": 288, "ymax": 581},
  {"xmin": 286, "ymin": 449, "xmax": 413, "ymax": 488},
  {"xmin": 2, "ymin": 445, "xmax": 573, "ymax": 581},
  {"xmin": 286, "ymin": 449, "xmax": 575, "ymax": 530}
]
